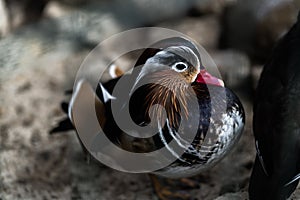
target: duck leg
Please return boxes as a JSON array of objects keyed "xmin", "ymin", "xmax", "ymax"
[{"xmin": 149, "ymin": 174, "xmax": 200, "ymax": 200}]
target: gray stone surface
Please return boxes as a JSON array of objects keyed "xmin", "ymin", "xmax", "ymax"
[
  {"xmin": 210, "ymin": 50, "xmax": 251, "ymax": 89},
  {"xmin": 215, "ymin": 192, "xmax": 248, "ymax": 200},
  {"xmin": 158, "ymin": 16, "xmax": 220, "ymax": 50},
  {"xmin": 221, "ymin": 0, "xmax": 299, "ymax": 61},
  {"xmin": 0, "ymin": 0, "xmax": 201, "ymax": 81}
]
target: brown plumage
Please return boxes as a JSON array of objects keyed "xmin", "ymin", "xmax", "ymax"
[{"xmin": 144, "ymin": 69, "xmax": 195, "ymax": 129}]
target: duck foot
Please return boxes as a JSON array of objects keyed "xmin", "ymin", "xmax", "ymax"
[{"xmin": 149, "ymin": 174, "xmax": 200, "ymax": 200}]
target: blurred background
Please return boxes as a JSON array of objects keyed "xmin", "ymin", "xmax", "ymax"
[{"xmin": 0, "ymin": 0, "xmax": 299, "ymax": 199}]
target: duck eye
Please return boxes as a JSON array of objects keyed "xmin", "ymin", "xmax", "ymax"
[{"xmin": 172, "ymin": 62, "xmax": 188, "ymax": 72}]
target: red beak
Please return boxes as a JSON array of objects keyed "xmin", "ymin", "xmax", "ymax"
[{"xmin": 195, "ymin": 70, "xmax": 224, "ymax": 87}]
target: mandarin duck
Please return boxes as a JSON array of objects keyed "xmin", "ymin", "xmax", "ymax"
[{"xmin": 51, "ymin": 37, "xmax": 245, "ymax": 200}]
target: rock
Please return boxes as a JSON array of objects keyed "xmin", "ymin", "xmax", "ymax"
[
  {"xmin": 0, "ymin": 0, "xmax": 203, "ymax": 82},
  {"xmin": 220, "ymin": 0, "xmax": 298, "ymax": 62},
  {"xmin": 56, "ymin": 0, "xmax": 95, "ymax": 5},
  {"xmin": 255, "ymin": 1, "xmax": 298, "ymax": 59},
  {"xmin": 214, "ymin": 185, "xmax": 300, "ymax": 200},
  {"xmin": 209, "ymin": 50, "xmax": 251, "ymax": 90},
  {"xmin": 0, "ymin": 0, "xmax": 49, "ymax": 37},
  {"xmin": 214, "ymin": 192, "xmax": 248, "ymax": 200},
  {"xmin": 158, "ymin": 16, "xmax": 220, "ymax": 49},
  {"xmin": 251, "ymin": 65, "xmax": 263, "ymax": 89},
  {"xmin": 191, "ymin": 0, "xmax": 237, "ymax": 15},
  {"xmin": 290, "ymin": 185, "xmax": 300, "ymax": 199},
  {"xmin": 295, "ymin": 0, "xmax": 300, "ymax": 7},
  {"xmin": 0, "ymin": 0, "xmax": 9, "ymax": 37},
  {"xmin": 44, "ymin": 1, "xmax": 77, "ymax": 18}
]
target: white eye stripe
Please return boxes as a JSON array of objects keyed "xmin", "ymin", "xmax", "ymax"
[{"xmin": 172, "ymin": 62, "xmax": 188, "ymax": 72}]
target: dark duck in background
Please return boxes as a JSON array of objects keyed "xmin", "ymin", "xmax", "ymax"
[
  {"xmin": 51, "ymin": 37, "xmax": 245, "ymax": 199},
  {"xmin": 249, "ymin": 12, "xmax": 300, "ymax": 200}
]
